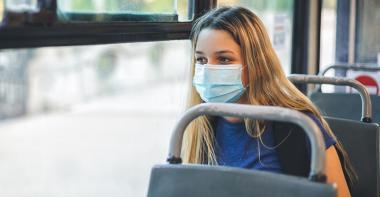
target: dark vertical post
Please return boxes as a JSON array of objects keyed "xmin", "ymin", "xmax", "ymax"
[
  {"xmin": 291, "ymin": 0, "xmax": 310, "ymax": 92},
  {"xmin": 315, "ymin": 0, "xmax": 322, "ymax": 74},
  {"xmin": 193, "ymin": 0, "xmax": 216, "ymax": 19},
  {"xmin": 291, "ymin": 0, "xmax": 310, "ymax": 75}
]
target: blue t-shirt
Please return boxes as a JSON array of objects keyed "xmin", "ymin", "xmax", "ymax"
[{"xmin": 214, "ymin": 112, "xmax": 336, "ymax": 173}]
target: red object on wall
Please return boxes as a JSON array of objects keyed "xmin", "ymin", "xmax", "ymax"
[{"xmin": 355, "ymin": 75, "xmax": 379, "ymax": 95}]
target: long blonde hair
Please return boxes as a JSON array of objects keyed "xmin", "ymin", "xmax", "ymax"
[{"xmin": 183, "ymin": 6, "xmax": 356, "ymax": 183}]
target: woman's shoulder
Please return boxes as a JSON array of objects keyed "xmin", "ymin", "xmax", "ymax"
[
  {"xmin": 302, "ymin": 111, "xmax": 321, "ymax": 121},
  {"xmin": 301, "ymin": 111, "xmax": 336, "ymax": 148}
]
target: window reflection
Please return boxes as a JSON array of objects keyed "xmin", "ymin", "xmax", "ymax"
[
  {"xmin": 4, "ymin": 0, "xmax": 39, "ymax": 12},
  {"xmin": 59, "ymin": 0, "xmax": 176, "ymax": 13},
  {"xmin": 58, "ymin": 0, "xmax": 190, "ymax": 22}
]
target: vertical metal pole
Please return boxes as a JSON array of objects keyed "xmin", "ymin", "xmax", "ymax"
[
  {"xmin": 315, "ymin": 0, "xmax": 322, "ymax": 74},
  {"xmin": 348, "ymin": 0, "xmax": 356, "ymax": 64},
  {"xmin": 307, "ymin": 0, "xmax": 322, "ymax": 75}
]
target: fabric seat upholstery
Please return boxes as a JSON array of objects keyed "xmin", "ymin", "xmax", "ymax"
[
  {"xmin": 325, "ymin": 117, "xmax": 380, "ymax": 197},
  {"xmin": 147, "ymin": 164, "xmax": 336, "ymax": 197},
  {"xmin": 310, "ymin": 92, "xmax": 380, "ymax": 123}
]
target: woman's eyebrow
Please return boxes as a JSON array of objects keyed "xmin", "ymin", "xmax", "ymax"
[
  {"xmin": 195, "ymin": 50, "xmax": 236, "ymax": 55},
  {"xmin": 215, "ymin": 50, "xmax": 235, "ymax": 55}
]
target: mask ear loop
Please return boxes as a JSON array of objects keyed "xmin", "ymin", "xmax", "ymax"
[{"xmin": 241, "ymin": 65, "xmax": 250, "ymax": 89}]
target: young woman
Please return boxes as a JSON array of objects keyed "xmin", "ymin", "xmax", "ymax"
[{"xmin": 183, "ymin": 6, "xmax": 355, "ymax": 197}]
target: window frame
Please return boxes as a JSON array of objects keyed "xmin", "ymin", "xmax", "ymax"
[{"xmin": 0, "ymin": 0, "xmax": 216, "ymax": 49}]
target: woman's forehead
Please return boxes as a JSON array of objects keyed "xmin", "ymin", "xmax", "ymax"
[{"xmin": 195, "ymin": 29, "xmax": 240, "ymax": 55}]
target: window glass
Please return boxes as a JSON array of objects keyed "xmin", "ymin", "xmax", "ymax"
[
  {"xmin": 0, "ymin": 40, "xmax": 191, "ymax": 196},
  {"xmin": 320, "ymin": 0, "xmax": 337, "ymax": 74},
  {"xmin": 57, "ymin": 0, "xmax": 190, "ymax": 22},
  {"xmin": 319, "ymin": 0, "xmax": 337, "ymax": 93},
  {"xmin": 217, "ymin": 0, "xmax": 294, "ymax": 74},
  {"xmin": 320, "ymin": 0, "xmax": 380, "ymax": 93},
  {"xmin": 0, "ymin": 0, "xmax": 4, "ymax": 22},
  {"xmin": 356, "ymin": 0, "xmax": 380, "ymax": 64},
  {"xmin": 59, "ymin": 0, "xmax": 175, "ymax": 13},
  {"xmin": 4, "ymin": 0, "xmax": 38, "ymax": 12},
  {"xmin": 320, "ymin": 0, "xmax": 380, "ymax": 69}
]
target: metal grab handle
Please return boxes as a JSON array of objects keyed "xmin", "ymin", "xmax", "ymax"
[
  {"xmin": 288, "ymin": 74, "xmax": 372, "ymax": 123},
  {"xmin": 167, "ymin": 103, "xmax": 327, "ymax": 182},
  {"xmin": 320, "ymin": 64, "xmax": 380, "ymax": 76}
]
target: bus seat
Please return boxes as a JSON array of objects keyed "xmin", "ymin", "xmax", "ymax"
[
  {"xmin": 310, "ymin": 92, "xmax": 380, "ymax": 123},
  {"xmin": 147, "ymin": 103, "xmax": 337, "ymax": 197},
  {"xmin": 325, "ymin": 117, "xmax": 380, "ymax": 197},
  {"xmin": 147, "ymin": 164, "xmax": 336, "ymax": 197}
]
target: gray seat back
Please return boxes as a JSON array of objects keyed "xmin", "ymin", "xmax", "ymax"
[
  {"xmin": 316, "ymin": 64, "xmax": 380, "ymax": 122},
  {"xmin": 147, "ymin": 103, "xmax": 337, "ymax": 197},
  {"xmin": 311, "ymin": 92, "xmax": 380, "ymax": 123},
  {"xmin": 148, "ymin": 164, "xmax": 336, "ymax": 197},
  {"xmin": 288, "ymin": 74, "xmax": 372, "ymax": 122},
  {"xmin": 325, "ymin": 117, "xmax": 380, "ymax": 197}
]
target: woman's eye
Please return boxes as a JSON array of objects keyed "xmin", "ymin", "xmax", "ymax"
[
  {"xmin": 196, "ymin": 57, "xmax": 207, "ymax": 64},
  {"xmin": 219, "ymin": 57, "xmax": 231, "ymax": 64}
]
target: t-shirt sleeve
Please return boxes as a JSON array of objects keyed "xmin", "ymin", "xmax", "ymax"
[{"xmin": 305, "ymin": 112, "xmax": 336, "ymax": 149}]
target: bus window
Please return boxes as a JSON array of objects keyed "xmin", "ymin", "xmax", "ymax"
[
  {"xmin": 0, "ymin": 0, "xmax": 3, "ymax": 22},
  {"xmin": 4, "ymin": 0, "xmax": 39, "ymax": 12},
  {"xmin": 0, "ymin": 40, "xmax": 190, "ymax": 196},
  {"xmin": 320, "ymin": 0, "xmax": 336, "ymax": 75},
  {"xmin": 218, "ymin": 0, "xmax": 294, "ymax": 74},
  {"xmin": 0, "ymin": 0, "xmax": 199, "ymax": 49},
  {"xmin": 58, "ymin": 0, "xmax": 190, "ymax": 22},
  {"xmin": 319, "ymin": 0, "xmax": 380, "ymax": 93},
  {"xmin": 320, "ymin": 0, "xmax": 380, "ymax": 69},
  {"xmin": 355, "ymin": 0, "xmax": 380, "ymax": 64}
]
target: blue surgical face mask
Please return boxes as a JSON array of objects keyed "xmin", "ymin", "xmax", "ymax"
[{"xmin": 193, "ymin": 63, "xmax": 246, "ymax": 103}]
